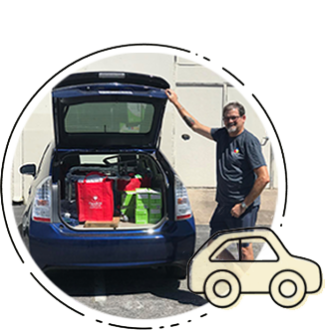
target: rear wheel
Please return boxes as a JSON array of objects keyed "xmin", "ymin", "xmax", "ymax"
[
  {"xmin": 204, "ymin": 270, "xmax": 241, "ymax": 308},
  {"xmin": 269, "ymin": 271, "xmax": 306, "ymax": 308}
]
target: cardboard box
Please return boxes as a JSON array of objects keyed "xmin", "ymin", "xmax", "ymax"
[
  {"xmin": 121, "ymin": 188, "xmax": 162, "ymax": 225},
  {"xmin": 135, "ymin": 208, "xmax": 149, "ymax": 224},
  {"xmin": 135, "ymin": 188, "xmax": 150, "ymax": 209},
  {"xmin": 149, "ymin": 189, "xmax": 162, "ymax": 208},
  {"xmin": 84, "ymin": 216, "xmax": 120, "ymax": 228},
  {"xmin": 149, "ymin": 208, "xmax": 162, "ymax": 224}
]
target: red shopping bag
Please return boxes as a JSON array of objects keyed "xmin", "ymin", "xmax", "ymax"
[{"xmin": 76, "ymin": 172, "xmax": 114, "ymax": 222}]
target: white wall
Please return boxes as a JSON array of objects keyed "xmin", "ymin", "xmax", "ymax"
[
  {"xmin": 12, "ymin": 53, "xmax": 277, "ymax": 202},
  {"xmin": 172, "ymin": 57, "xmax": 275, "ymax": 188}
]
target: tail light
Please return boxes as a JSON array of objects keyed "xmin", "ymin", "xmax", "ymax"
[
  {"xmin": 174, "ymin": 175, "xmax": 192, "ymax": 220},
  {"xmin": 32, "ymin": 176, "xmax": 52, "ymax": 223}
]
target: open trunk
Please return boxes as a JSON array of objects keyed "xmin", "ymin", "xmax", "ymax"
[
  {"xmin": 57, "ymin": 151, "xmax": 167, "ymax": 230},
  {"xmin": 51, "ymin": 72, "xmax": 173, "ymax": 230}
]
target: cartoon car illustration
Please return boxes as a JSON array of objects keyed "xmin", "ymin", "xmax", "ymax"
[{"xmin": 187, "ymin": 227, "xmax": 322, "ymax": 308}]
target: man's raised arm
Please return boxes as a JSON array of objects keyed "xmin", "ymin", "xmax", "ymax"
[{"xmin": 165, "ymin": 89, "xmax": 213, "ymax": 141}]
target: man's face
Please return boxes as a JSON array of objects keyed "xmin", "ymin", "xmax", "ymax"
[{"xmin": 223, "ymin": 108, "xmax": 246, "ymax": 136}]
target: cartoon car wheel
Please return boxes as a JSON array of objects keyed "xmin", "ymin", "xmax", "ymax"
[
  {"xmin": 269, "ymin": 270, "xmax": 306, "ymax": 308},
  {"xmin": 204, "ymin": 270, "xmax": 241, "ymax": 308}
]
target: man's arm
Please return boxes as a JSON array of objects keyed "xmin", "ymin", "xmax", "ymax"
[
  {"xmin": 165, "ymin": 89, "xmax": 213, "ymax": 141},
  {"xmin": 243, "ymin": 166, "xmax": 270, "ymax": 208},
  {"xmin": 231, "ymin": 165, "xmax": 270, "ymax": 218}
]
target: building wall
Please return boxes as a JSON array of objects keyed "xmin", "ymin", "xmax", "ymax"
[
  {"xmin": 172, "ymin": 56, "xmax": 275, "ymax": 188},
  {"xmin": 12, "ymin": 53, "xmax": 277, "ymax": 203}
]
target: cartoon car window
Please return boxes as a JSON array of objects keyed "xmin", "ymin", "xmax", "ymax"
[
  {"xmin": 210, "ymin": 239, "xmax": 239, "ymax": 261},
  {"xmin": 241, "ymin": 238, "xmax": 278, "ymax": 261}
]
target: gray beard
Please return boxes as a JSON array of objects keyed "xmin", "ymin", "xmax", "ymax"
[{"xmin": 226, "ymin": 126, "xmax": 237, "ymax": 133}]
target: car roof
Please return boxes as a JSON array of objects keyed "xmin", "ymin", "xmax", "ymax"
[
  {"xmin": 53, "ymin": 71, "xmax": 170, "ymax": 90},
  {"xmin": 205, "ymin": 227, "xmax": 280, "ymax": 249},
  {"xmin": 210, "ymin": 227, "xmax": 274, "ymax": 238}
]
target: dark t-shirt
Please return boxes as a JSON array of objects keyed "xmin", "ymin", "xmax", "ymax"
[{"xmin": 211, "ymin": 128, "xmax": 266, "ymax": 207}]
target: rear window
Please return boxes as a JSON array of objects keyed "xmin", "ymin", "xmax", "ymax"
[{"xmin": 64, "ymin": 102, "xmax": 155, "ymax": 134}]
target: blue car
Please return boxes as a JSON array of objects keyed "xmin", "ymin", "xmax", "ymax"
[{"xmin": 19, "ymin": 72, "xmax": 196, "ymax": 278}]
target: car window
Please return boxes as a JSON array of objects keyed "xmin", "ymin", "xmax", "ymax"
[
  {"xmin": 64, "ymin": 102, "xmax": 154, "ymax": 134},
  {"xmin": 241, "ymin": 238, "xmax": 278, "ymax": 261},
  {"xmin": 210, "ymin": 239, "xmax": 240, "ymax": 261}
]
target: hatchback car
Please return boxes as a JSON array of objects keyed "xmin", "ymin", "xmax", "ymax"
[{"xmin": 19, "ymin": 71, "xmax": 196, "ymax": 278}]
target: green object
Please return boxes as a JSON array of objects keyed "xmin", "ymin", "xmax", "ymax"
[
  {"xmin": 149, "ymin": 208, "xmax": 162, "ymax": 224},
  {"xmin": 120, "ymin": 188, "xmax": 162, "ymax": 225},
  {"xmin": 148, "ymin": 189, "xmax": 162, "ymax": 208},
  {"xmin": 121, "ymin": 190, "xmax": 135, "ymax": 207},
  {"xmin": 135, "ymin": 208, "xmax": 149, "ymax": 224},
  {"xmin": 121, "ymin": 205, "xmax": 134, "ymax": 219},
  {"xmin": 121, "ymin": 191, "xmax": 136, "ymax": 219},
  {"xmin": 135, "ymin": 188, "xmax": 150, "ymax": 209},
  {"xmin": 148, "ymin": 189, "xmax": 162, "ymax": 224}
]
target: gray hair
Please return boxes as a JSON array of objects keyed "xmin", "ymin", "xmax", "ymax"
[{"xmin": 223, "ymin": 102, "xmax": 245, "ymax": 117}]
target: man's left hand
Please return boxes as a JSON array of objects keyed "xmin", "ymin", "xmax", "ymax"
[{"xmin": 231, "ymin": 203, "xmax": 245, "ymax": 218}]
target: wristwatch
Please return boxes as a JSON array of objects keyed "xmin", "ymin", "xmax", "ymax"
[{"xmin": 241, "ymin": 202, "xmax": 247, "ymax": 210}]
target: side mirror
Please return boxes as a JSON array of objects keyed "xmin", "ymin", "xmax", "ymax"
[
  {"xmin": 181, "ymin": 134, "xmax": 190, "ymax": 141},
  {"xmin": 19, "ymin": 164, "xmax": 36, "ymax": 177}
]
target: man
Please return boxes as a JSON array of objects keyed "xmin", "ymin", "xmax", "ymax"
[{"xmin": 165, "ymin": 89, "xmax": 270, "ymax": 260}]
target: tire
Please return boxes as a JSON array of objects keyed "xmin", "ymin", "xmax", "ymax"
[
  {"xmin": 204, "ymin": 270, "xmax": 241, "ymax": 308},
  {"xmin": 165, "ymin": 266, "xmax": 187, "ymax": 279},
  {"xmin": 269, "ymin": 271, "xmax": 306, "ymax": 308}
]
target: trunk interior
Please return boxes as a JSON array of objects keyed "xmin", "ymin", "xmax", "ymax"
[{"xmin": 57, "ymin": 151, "xmax": 167, "ymax": 230}]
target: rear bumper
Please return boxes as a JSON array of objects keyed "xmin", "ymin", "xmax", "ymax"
[{"xmin": 28, "ymin": 217, "xmax": 195, "ymax": 270}]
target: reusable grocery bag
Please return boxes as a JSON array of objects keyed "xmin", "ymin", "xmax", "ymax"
[{"xmin": 76, "ymin": 172, "xmax": 114, "ymax": 222}]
